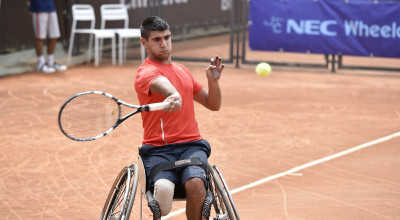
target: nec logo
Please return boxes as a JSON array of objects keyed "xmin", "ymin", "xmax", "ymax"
[
  {"xmin": 287, "ymin": 19, "xmax": 338, "ymax": 36},
  {"xmin": 264, "ymin": 17, "xmax": 338, "ymax": 36}
]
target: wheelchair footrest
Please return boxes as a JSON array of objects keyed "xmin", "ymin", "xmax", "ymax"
[{"xmin": 202, "ymin": 191, "xmax": 214, "ymax": 218}]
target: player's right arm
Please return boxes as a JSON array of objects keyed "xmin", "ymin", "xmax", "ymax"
[{"xmin": 150, "ymin": 76, "xmax": 182, "ymax": 112}]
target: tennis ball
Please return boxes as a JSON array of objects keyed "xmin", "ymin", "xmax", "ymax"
[{"xmin": 255, "ymin": 62, "xmax": 271, "ymax": 77}]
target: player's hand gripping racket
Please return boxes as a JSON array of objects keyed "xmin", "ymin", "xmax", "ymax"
[{"xmin": 58, "ymin": 91, "xmax": 174, "ymax": 141}]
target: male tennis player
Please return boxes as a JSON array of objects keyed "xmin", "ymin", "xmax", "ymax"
[
  {"xmin": 27, "ymin": 0, "xmax": 67, "ymax": 73},
  {"xmin": 135, "ymin": 16, "xmax": 224, "ymax": 220}
]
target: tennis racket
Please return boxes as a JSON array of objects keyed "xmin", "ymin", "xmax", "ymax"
[{"xmin": 58, "ymin": 91, "xmax": 173, "ymax": 141}]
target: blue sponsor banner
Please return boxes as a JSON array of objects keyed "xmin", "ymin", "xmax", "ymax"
[{"xmin": 249, "ymin": 0, "xmax": 400, "ymax": 58}]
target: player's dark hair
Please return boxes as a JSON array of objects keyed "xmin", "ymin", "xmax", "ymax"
[{"xmin": 140, "ymin": 16, "xmax": 170, "ymax": 40}]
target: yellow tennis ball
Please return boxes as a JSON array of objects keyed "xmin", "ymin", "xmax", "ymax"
[{"xmin": 255, "ymin": 62, "xmax": 271, "ymax": 77}]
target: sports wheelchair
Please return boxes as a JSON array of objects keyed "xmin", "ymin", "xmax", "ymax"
[{"xmin": 99, "ymin": 156, "xmax": 240, "ymax": 220}]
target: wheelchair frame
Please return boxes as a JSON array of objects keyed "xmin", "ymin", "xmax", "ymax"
[{"xmin": 99, "ymin": 158, "xmax": 240, "ymax": 220}]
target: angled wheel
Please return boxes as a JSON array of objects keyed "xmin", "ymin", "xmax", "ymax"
[
  {"xmin": 207, "ymin": 163, "xmax": 240, "ymax": 220},
  {"xmin": 100, "ymin": 164, "xmax": 139, "ymax": 220}
]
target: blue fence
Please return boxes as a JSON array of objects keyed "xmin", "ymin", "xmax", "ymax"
[{"xmin": 249, "ymin": 0, "xmax": 400, "ymax": 58}]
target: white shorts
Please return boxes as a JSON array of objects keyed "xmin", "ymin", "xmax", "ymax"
[{"xmin": 32, "ymin": 12, "xmax": 60, "ymax": 39}]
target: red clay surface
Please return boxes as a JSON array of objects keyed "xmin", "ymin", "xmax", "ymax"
[{"xmin": 0, "ymin": 62, "xmax": 399, "ymax": 219}]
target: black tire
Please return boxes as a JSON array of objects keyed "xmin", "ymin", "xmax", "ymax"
[
  {"xmin": 207, "ymin": 163, "xmax": 239, "ymax": 220},
  {"xmin": 99, "ymin": 164, "xmax": 139, "ymax": 220}
]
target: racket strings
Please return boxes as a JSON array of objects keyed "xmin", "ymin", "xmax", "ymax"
[{"xmin": 60, "ymin": 94, "xmax": 120, "ymax": 140}]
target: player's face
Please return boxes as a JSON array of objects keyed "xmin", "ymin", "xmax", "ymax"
[{"xmin": 143, "ymin": 30, "xmax": 172, "ymax": 63}]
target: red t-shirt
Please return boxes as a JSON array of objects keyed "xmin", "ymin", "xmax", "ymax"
[{"xmin": 135, "ymin": 58, "xmax": 203, "ymax": 146}]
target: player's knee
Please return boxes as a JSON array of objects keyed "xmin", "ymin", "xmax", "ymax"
[
  {"xmin": 154, "ymin": 179, "xmax": 175, "ymax": 216},
  {"xmin": 185, "ymin": 177, "xmax": 206, "ymax": 200}
]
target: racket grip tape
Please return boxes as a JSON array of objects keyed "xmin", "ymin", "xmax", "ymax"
[
  {"xmin": 147, "ymin": 101, "xmax": 180, "ymax": 111},
  {"xmin": 147, "ymin": 102, "xmax": 170, "ymax": 111}
]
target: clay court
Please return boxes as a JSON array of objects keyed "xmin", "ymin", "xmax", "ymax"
[{"xmin": 0, "ymin": 60, "xmax": 399, "ymax": 219}]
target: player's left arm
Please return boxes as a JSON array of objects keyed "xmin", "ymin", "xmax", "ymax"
[{"xmin": 194, "ymin": 56, "xmax": 224, "ymax": 111}]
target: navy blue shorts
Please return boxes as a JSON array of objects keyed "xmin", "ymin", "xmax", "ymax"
[{"xmin": 139, "ymin": 139, "xmax": 211, "ymax": 190}]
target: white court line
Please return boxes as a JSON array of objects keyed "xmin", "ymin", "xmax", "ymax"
[
  {"xmin": 230, "ymin": 131, "xmax": 400, "ymax": 194},
  {"xmin": 164, "ymin": 131, "xmax": 400, "ymax": 219}
]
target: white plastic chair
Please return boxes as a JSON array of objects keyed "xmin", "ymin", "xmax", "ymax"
[
  {"xmin": 100, "ymin": 4, "xmax": 145, "ymax": 65},
  {"xmin": 67, "ymin": 4, "xmax": 116, "ymax": 67}
]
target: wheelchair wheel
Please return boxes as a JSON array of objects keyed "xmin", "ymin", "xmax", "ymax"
[
  {"xmin": 99, "ymin": 164, "xmax": 139, "ymax": 220},
  {"xmin": 207, "ymin": 163, "xmax": 240, "ymax": 220}
]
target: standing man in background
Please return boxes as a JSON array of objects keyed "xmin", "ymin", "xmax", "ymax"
[{"xmin": 27, "ymin": 0, "xmax": 67, "ymax": 73}]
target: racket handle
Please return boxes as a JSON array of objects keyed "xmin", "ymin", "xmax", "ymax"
[{"xmin": 147, "ymin": 101, "xmax": 180, "ymax": 111}]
